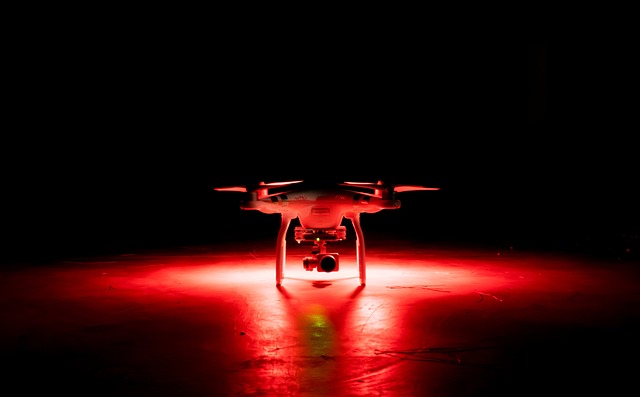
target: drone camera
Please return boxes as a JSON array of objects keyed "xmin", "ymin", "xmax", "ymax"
[{"xmin": 302, "ymin": 253, "xmax": 339, "ymax": 272}]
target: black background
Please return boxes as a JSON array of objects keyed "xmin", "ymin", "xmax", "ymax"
[{"xmin": 3, "ymin": 18, "xmax": 638, "ymax": 264}]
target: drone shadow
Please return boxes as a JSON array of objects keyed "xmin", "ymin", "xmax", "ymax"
[{"xmin": 276, "ymin": 276, "xmax": 365, "ymax": 299}]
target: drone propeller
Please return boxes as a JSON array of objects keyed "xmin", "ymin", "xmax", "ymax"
[
  {"xmin": 340, "ymin": 180, "xmax": 439, "ymax": 198},
  {"xmin": 260, "ymin": 180, "xmax": 304, "ymax": 187},
  {"xmin": 214, "ymin": 186, "xmax": 248, "ymax": 193},
  {"xmin": 394, "ymin": 185, "xmax": 441, "ymax": 192},
  {"xmin": 214, "ymin": 180, "xmax": 304, "ymax": 200}
]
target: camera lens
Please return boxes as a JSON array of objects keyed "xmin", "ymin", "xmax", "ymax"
[{"xmin": 319, "ymin": 255, "xmax": 337, "ymax": 272}]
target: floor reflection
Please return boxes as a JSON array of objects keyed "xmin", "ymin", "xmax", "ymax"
[{"xmin": 1, "ymin": 239, "xmax": 639, "ymax": 396}]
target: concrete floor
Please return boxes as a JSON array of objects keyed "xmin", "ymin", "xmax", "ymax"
[{"xmin": 1, "ymin": 237, "xmax": 639, "ymax": 396}]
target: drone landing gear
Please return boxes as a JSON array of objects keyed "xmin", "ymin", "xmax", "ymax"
[
  {"xmin": 275, "ymin": 215, "xmax": 294, "ymax": 287},
  {"xmin": 274, "ymin": 213, "xmax": 366, "ymax": 287},
  {"xmin": 346, "ymin": 212, "xmax": 367, "ymax": 287}
]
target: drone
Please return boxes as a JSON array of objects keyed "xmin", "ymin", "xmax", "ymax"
[{"xmin": 214, "ymin": 180, "xmax": 439, "ymax": 286}]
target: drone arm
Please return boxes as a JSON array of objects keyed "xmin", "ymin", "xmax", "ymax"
[{"xmin": 345, "ymin": 212, "xmax": 366, "ymax": 286}]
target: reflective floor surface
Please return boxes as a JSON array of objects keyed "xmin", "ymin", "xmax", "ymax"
[{"xmin": 1, "ymin": 237, "xmax": 639, "ymax": 396}]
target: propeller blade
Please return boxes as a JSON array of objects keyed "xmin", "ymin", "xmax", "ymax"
[
  {"xmin": 341, "ymin": 181, "xmax": 383, "ymax": 186},
  {"xmin": 214, "ymin": 186, "xmax": 248, "ymax": 192},
  {"xmin": 249, "ymin": 180, "xmax": 304, "ymax": 199},
  {"xmin": 260, "ymin": 180, "xmax": 304, "ymax": 187},
  {"xmin": 394, "ymin": 185, "xmax": 440, "ymax": 192},
  {"xmin": 339, "ymin": 181, "xmax": 385, "ymax": 190}
]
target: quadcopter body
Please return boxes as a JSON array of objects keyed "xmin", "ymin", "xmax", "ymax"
[{"xmin": 215, "ymin": 180, "xmax": 439, "ymax": 286}]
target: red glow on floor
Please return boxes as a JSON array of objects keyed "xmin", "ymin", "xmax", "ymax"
[{"xmin": 1, "ymin": 238, "xmax": 639, "ymax": 395}]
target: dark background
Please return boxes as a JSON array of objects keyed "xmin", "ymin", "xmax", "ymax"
[{"xmin": 3, "ymin": 24, "xmax": 638, "ymax": 264}]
